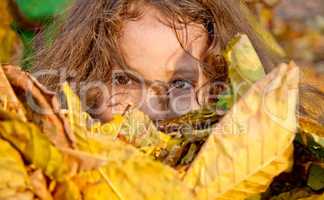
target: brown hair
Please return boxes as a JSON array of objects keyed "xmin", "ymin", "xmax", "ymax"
[{"xmin": 33, "ymin": 0, "xmax": 284, "ymax": 110}]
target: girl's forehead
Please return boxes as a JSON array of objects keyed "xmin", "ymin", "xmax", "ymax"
[{"xmin": 119, "ymin": 5, "xmax": 208, "ymax": 82}]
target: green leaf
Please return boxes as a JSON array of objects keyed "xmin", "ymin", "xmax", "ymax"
[
  {"xmin": 298, "ymin": 193, "xmax": 324, "ymax": 200},
  {"xmin": 307, "ymin": 164, "xmax": 324, "ymax": 191},
  {"xmin": 216, "ymin": 91, "xmax": 234, "ymax": 112},
  {"xmin": 269, "ymin": 188, "xmax": 313, "ymax": 200},
  {"xmin": 180, "ymin": 143, "xmax": 198, "ymax": 165}
]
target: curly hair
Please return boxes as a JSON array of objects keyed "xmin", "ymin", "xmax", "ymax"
[{"xmin": 33, "ymin": 0, "xmax": 284, "ymax": 112}]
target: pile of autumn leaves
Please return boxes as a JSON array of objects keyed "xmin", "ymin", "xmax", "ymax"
[{"xmin": 0, "ymin": 35, "xmax": 322, "ymax": 200}]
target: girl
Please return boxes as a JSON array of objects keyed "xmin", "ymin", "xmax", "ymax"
[{"xmin": 33, "ymin": 0, "xmax": 283, "ymax": 122}]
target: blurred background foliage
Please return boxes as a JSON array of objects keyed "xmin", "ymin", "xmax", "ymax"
[
  {"xmin": 246, "ymin": 0, "xmax": 324, "ymax": 73},
  {"xmin": 0, "ymin": 0, "xmax": 72, "ymax": 69},
  {"xmin": 0, "ymin": 0, "xmax": 323, "ymax": 73}
]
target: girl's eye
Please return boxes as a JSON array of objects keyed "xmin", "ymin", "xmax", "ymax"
[
  {"xmin": 113, "ymin": 73, "xmax": 132, "ymax": 85},
  {"xmin": 169, "ymin": 80, "xmax": 193, "ymax": 91}
]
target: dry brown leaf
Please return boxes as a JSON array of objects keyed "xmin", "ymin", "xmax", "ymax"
[
  {"xmin": 0, "ymin": 65, "xmax": 27, "ymax": 121},
  {"xmin": 2, "ymin": 65, "xmax": 71, "ymax": 148},
  {"xmin": 29, "ymin": 169, "xmax": 53, "ymax": 200},
  {"xmin": 298, "ymin": 67, "xmax": 324, "ymax": 137}
]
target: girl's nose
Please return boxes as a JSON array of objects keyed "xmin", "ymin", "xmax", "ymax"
[
  {"xmin": 139, "ymin": 81, "xmax": 198, "ymax": 121},
  {"xmin": 139, "ymin": 81, "xmax": 171, "ymax": 121}
]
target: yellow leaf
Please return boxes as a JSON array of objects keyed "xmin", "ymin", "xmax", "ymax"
[
  {"xmin": 53, "ymin": 134, "xmax": 195, "ymax": 200},
  {"xmin": 183, "ymin": 63, "xmax": 299, "ymax": 200},
  {"xmin": 0, "ymin": 1, "xmax": 22, "ymax": 64},
  {"xmin": 96, "ymin": 114, "xmax": 124, "ymax": 137},
  {"xmin": 59, "ymin": 85, "xmax": 195, "ymax": 199},
  {"xmin": 224, "ymin": 34, "xmax": 266, "ymax": 99},
  {"xmin": 62, "ymin": 83, "xmax": 83, "ymax": 129},
  {"xmin": 0, "ymin": 120, "xmax": 74, "ymax": 181},
  {"xmin": 119, "ymin": 109, "xmax": 171, "ymax": 151},
  {"xmin": 0, "ymin": 25, "xmax": 21, "ymax": 64},
  {"xmin": 95, "ymin": 137, "xmax": 195, "ymax": 200},
  {"xmin": 82, "ymin": 181, "xmax": 119, "ymax": 200},
  {"xmin": 0, "ymin": 1, "xmax": 13, "ymax": 24},
  {"xmin": 61, "ymin": 82, "xmax": 123, "ymax": 154},
  {"xmin": 54, "ymin": 180, "xmax": 81, "ymax": 200},
  {"xmin": 0, "ymin": 139, "xmax": 31, "ymax": 197},
  {"xmin": 61, "ymin": 83, "xmax": 123, "ymax": 144},
  {"xmin": 78, "ymin": 132, "xmax": 194, "ymax": 199},
  {"xmin": 61, "ymin": 82, "xmax": 100, "ymax": 154}
]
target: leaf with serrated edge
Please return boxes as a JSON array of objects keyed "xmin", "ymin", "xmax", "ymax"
[{"xmin": 183, "ymin": 63, "xmax": 299, "ymax": 200}]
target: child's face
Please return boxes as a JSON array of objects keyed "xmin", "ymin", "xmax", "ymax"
[{"xmin": 98, "ymin": 6, "xmax": 209, "ymax": 122}]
